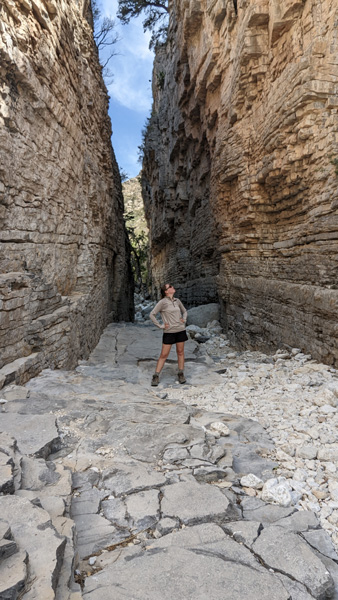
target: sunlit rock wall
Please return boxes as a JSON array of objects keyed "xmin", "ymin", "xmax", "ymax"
[
  {"xmin": 142, "ymin": 0, "xmax": 338, "ymax": 366},
  {"xmin": 0, "ymin": 0, "xmax": 134, "ymax": 387}
]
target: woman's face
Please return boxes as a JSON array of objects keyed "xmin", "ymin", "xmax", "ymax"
[{"xmin": 165, "ymin": 284, "xmax": 175, "ymax": 295}]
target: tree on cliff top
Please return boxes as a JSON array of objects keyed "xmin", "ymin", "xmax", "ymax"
[
  {"xmin": 117, "ymin": 0, "xmax": 169, "ymax": 48},
  {"xmin": 92, "ymin": 0, "xmax": 120, "ymax": 81}
]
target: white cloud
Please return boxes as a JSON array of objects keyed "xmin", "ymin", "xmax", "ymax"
[{"xmin": 108, "ymin": 61, "xmax": 153, "ymax": 112}]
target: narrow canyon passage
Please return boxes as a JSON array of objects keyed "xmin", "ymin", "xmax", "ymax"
[
  {"xmin": 1, "ymin": 321, "xmax": 338, "ymax": 599},
  {"xmin": 1, "ymin": 1, "xmax": 338, "ymax": 596}
]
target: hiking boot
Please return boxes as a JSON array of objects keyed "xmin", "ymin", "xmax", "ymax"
[
  {"xmin": 151, "ymin": 373, "xmax": 160, "ymax": 386},
  {"xmin": 178, "ymin": 371, "xmax": 186, "ymax": 384}
]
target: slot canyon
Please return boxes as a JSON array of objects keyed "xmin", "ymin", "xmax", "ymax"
[{"xmin": 1, "ymin": 2, "xmax": 338, "ymax": 599}]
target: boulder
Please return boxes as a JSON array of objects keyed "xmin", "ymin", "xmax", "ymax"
[{"xmin": 187, "ymin": 304, "xmax": 220, "ymax": 328}]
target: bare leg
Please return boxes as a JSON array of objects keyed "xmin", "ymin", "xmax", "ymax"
[
  {"xmin": 155, "ymin": 344, "xmax": 172, "ymax": 373},
  {"xmin": 176, "ymin": 341, "xmax": 185, "ymax": 372}
]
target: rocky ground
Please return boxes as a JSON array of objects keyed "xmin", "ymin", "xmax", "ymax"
[
  {"xmin": 1, "ymin": 314, "xmax": 338, "ymax": 599},
  {"xmin": 165, "ymin": 334, "xmax": 338, "ymax": 548}
]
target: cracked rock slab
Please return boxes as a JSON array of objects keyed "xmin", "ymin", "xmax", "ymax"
[
  {"xmin": 232, "ymin": 444, "xmax": 278, "ymax": 479},
  {"xmin": 83, "ymin": 523, "xmax": 290, "ymax": 600},
  {"xmin": 241, "ymin": 496, "xmax": 296, "ymax": 523},
  {"xmin": 275, "ymin": 573, "xmax": 316, "ymax": 600},
  {"xmin": 74, "ymin": 514, "xmax": 129, "ymax": 559},
  {"xmin": 1, "ymin": 385, "xmax": 30, "ymax": 401},
  {"xmin": 71, "ymin": 488, "xmax": 106, "ymax": 518},
  {"xmin": 125, "ymin": 489, "xmax": 160, "ymax": 532},
  {"xmin": 0, "ymin": 413, "xmax": 60, "ymax": 458},
  {"xmin": 252, "ymin": 525, "xmax": 334, "ymax": 599},
  {"xmin": 275, "ymin": 510, "xmax": 320, "ymax": 532},
  {"xmin": 20, "ymin": 456, "xmax": 61, "ymax": 490},
  {"xmin": 301, "ymin": 529, "xmax": 338, "ymax": 561},
  {"xmin": 0, "ymin": 550, "xmax": 28, "ymax": 600},
  {"xmin": 161, "ymin": 480, "xmax": 230, "ymax": 525},
  {"xmin": 101, "ymin": 497, "xmax": 129, "ymax": 527},
  {"xmin": 104, "ymin": 422, "xmax": 205, "ymax": 463},
  {"xmin": 0, "ymin": 463, "xmax": 15, "ymax": 495},
  {"xmin": 0, "ymin": 495, "xmax": 66, "ymax": 598},
  {"xmin": 0, "ymin": 522, "xmax": 18, "ymax": 560},
  {"xmin": 100, "ymin": 462, "xmax": 166, "ymax": 496},
  {"xmin": 223, "ymin": 520, "xmax": 262, "ymax": 547}
]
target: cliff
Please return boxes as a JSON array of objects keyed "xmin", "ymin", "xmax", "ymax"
[
  {"xmin": 123, "ymin": 174, "xmax": 148, "ymax": 236},
  {"xmin": 142, "ymin": 0, "xmax": 338, "ymax": 366},
  {"xmin": 0, "ymin": 0, "xmax": 134, "ymax": 387}
]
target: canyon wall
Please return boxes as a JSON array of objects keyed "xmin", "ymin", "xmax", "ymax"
[
  {"xmin": 0, "ymin": 0, "xmax": 134, "ymax": 387},
  {"xmin": 142, "ymin": 0, "xmax": 338, "ymax": 366}
]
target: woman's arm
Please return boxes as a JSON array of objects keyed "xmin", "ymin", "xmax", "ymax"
[
  {"xmin": 149, "ymin": 300, "xmax": 165, "ymax": 329},
  {"xmin": 178, "ymin": 299, "xmax": 187, "ymax": 323}
]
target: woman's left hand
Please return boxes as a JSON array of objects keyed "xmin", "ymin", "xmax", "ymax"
[{"xmin": 180, "ymin": 319, "xmax": 185, "ymax": 324}]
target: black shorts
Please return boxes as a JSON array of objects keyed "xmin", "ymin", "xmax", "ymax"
[{"xmin": 162, "ymin": 330, "xmax": 188, "ymax": 345}]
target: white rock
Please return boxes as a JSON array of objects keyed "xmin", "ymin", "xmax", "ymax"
[
  {"xmin": 320, "ymin": 506, "xmax": 333, "ymax": 520},
  {"xmin": 306, "ymin": 501, "xmax": 321, "ymax": 513},
  {"xmin": 320, "ymin": 432, "xmax": 338, "ymax": 444},
  {"xmin": 261, "ymin": 477, "xmax": 293, "ymax": 507},
  {"xmin": 208, "ymin": 422, "xmax": 230, "ymax": 437},
  {"xmin": 327, "ymin": 383, "xmax": 338, "ymax": 399},
  {"xmin": 293, "ymin": 468, "xmax": 308, "ymax": 482},
  {"xmin": 291, "ymin": 348, "xmax": 302, "ymax": 355},
  {"xmin": 314, "ymin": 389, "xmax": 337, "ymax": 407},
  {"xmin": 328, "ymin": 480, "xmax": 338, "ymax": 491},
  {"xmin": 304, "ymin": 459, "xmax": 316, "ymax": 470},
  {"xmin": 317, "ymin": 448, "xmax": 338, "ymax": 462},
  {"xmin": 324, "ymin": 462, "xmax": 337, "ymax": 474},
  {"xmin": 328, "ymin": 485, "xmax": 338, "ymax": 502},
  {"xmin": 328, "ymin": 511, "xmax": 338, "ymax": 525},
  {"xmin": 275, "ymin": 449, "xmax": 293, "ymax": 462},
  {"xmin": 240, "ymin": 474, "xmax": 264, "ymax": 489},
  {"xmin": 186, "ymin": 324, "xmax": 204, "ymax": 334},
  {"xmin": 290, "ymin": 491, "xmax": 302, "ymax": 505},
  {"xmin": 89, "ymin": 557, "xmax": 97, "ymax": 565},
  {"xmin": 289, "ymin": 480, "xmax": 307, "ymax": 494},
  {"xmin": 319, "ymin": 404, "xmax": 337, "ymax": 414},
  {"xmin": 306, "ymin": 427, "xmax": 320, "ymax": 440},
  {"xmin": 296, "ymin": 445, "xmax": 318, "ymax": 460}
]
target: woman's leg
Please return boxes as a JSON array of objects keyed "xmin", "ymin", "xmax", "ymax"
[
  {"xmin": 155, "ymin": 344, "xmax": 172, "ymax": 373},
  {"xmin": 176, "ymin": 341, "xmax": 185, "ymax": 372}
]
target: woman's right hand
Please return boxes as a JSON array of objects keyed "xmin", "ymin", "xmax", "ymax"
[{"xmin": 164, "ymin": 322, "xmax": 169, "ymax": 329}]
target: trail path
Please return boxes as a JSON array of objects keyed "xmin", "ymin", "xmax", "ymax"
[{"xmin": 1, "ymin": 323, "xmax": 338, "ymax": 599}]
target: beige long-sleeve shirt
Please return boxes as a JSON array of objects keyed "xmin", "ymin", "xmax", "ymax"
[{"xmin": 150, "ymin": 297, "xmax": 187, "ymax": 333}]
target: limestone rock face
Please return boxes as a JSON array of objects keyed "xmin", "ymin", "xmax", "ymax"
[
  {"xmin": 0, "ymin": 0, "xmax": 134, "ymax": 387},
  {"xmin": 142, "ymin": 0, "xmax": 338, "ymax": 366}
]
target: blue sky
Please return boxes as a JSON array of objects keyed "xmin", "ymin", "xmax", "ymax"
[{"xmin": 98, "ymin": 1, "xmax": 154, "ymax": 179}]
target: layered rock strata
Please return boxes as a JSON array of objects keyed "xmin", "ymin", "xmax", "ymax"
[
  {"xmin": 142, "ymin": 0, "xmax": 338, "ymax": 365},
  {"xmin": 0, "ymin": 0, "xmax": 133, "ymax": 388}
]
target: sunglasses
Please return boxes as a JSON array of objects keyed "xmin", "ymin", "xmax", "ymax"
[{"xmin": 165, "ymin": 285, "xmax": 174, "ymax": 290}]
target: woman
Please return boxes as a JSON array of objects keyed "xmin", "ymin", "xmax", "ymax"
[{"xmin": 149, "ymin": 283, "xmax": 188, "ymax": 386}]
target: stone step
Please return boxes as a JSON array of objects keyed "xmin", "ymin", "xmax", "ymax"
[
  {"xmin": 0, "ymin": 538, "xmax": 18, "ymax": 562},
  {"xmin": 0, "ymin": 496, "xmax": 66, "ymax": 599},
  {"xmin": 0, "ymin": 353, "xmax": 41, "ymax": 390},
  {"xmin": 0, "ymin": 550, "xmax": 28, "ymax": 600},
  {"xmin": 0, "ymin": 413, "xmax": 60, "ymax": 459},
  {"xmin": 0, "ymin": 433, "xmax": 18, "ymax": 495}
]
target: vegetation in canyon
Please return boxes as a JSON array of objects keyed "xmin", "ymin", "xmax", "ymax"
[{"xmin": 117, "ymin": 0, "xmax": 169, "ymax": 48}]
